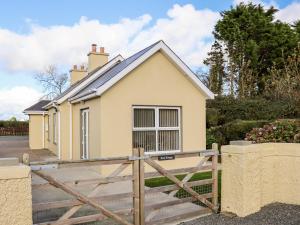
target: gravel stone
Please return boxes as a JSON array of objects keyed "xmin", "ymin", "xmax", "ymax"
[{"xmin": 181, "ymin": 203, "xmax": 300, "ymax": 225}]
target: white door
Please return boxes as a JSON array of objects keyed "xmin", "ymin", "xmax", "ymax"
[{"xmin": 81, "ymin": 109, "xmax": 89, "ymax": 159}]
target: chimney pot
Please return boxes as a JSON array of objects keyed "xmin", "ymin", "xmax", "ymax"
[
  {"xmin": 73, "ymin": 65, "xmax": 77, "ymax": 70},
  {"xmin": 91, "ymin": 44, "xmax": 97, "ymax": 52},
  {"xmin": 80, "ymin": 65, "xmax": 85, "ymax": 70},
  {"xmin": 100, "ymin": 47, "xmax": 105, "ymax": 54}
]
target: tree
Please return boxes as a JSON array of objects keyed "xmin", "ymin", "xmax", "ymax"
[
  {"xmin": 265, "ymin": 44, "xmax": 300, "ymax": 102},
  {"xmin": 203, "ymin": 41, "xmax": 226, "ymax": 95},
  {"xmin": 35, "ymin": 65, "xmax": 68, "ymax": 99},
  {"xmin": 210, "ymin": 2, "xmax": 299, "ymax": 97},
  {"xmin": 9, "ymin": 116, "xmax": 17, "ymax": 122}
]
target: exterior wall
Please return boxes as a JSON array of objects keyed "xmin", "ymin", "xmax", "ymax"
[
  {"xmin": 72, "ymin": 97, "xmax": 101, "ymax": 160},
  {"xmin": 29, "ymin": 114, "xmax": 44, "ymax": 149},
  {"xmin": 0, "ymin": 162, "xmax": 32, "ymax": 225},
  {"xmin": 47, "ymin": 108, "xmax": 58, "ymax": 156},
  {"xmin": 59, "ymin": 102, "xmax": 71, "ymax": 160},
  {"xmin": 44, "ymin": 114, "xmax": 49, "ymax": 150},
  {"xmin": 99, "ymin": 51, "xmax": 207, "ymax": 174},
  {"xmin": 221, "ymin": 143, "xmax": 300, "ymax": 217}
]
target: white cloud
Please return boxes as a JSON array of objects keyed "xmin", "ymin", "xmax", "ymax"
[
  {"xmin": 0, "ymin": 4, "xmax": 219, "ymax": 73},
  {"xmin": 0, "ymin": 4, "xmax": 221, "ymax": 119},
  {"xmin": 0, "ymin": 15, "xmax": 152, "ymax": 72},
  {"xmin": 0, "ymin": 86, "xmax": 43, "ymax": 120},
  {"xmin": 126, "ymin": 4, "xmax": 220, "ymax": 68},
  {"xmin": 275, "ymin": 2, "xmax": 300, "ymax": 23}
]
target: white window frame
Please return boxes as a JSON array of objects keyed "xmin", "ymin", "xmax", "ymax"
[
  {"xmin": 81, "ymin": 109, "xmax": 89, "ymax": 159},
  {"xmin": 132, "ymin": 106, "xmax": 181, "ymax": 155}
]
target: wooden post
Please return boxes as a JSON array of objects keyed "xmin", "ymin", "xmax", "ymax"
[
  {"xmin": 212, "ymin": 143, "xmax": 219, "ymax": 212},
  {"xmin": 138, "ymin": 148, "xmax": 145, "ymax": 225},
  {"xmin": 132, "ymin": 148, "xmax": 140, "ymax": 225}
]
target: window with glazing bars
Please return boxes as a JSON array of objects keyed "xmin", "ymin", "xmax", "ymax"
[{"xmin": 132, "ymin": 106, "xmax": 181, "ymax": 153}]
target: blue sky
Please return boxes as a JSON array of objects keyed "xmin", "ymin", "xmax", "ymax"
[{"xmin": 0, "ymin": 0, "xmax": 299, "ymax": 119}]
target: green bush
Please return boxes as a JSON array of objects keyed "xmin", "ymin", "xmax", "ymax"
[
  {"xmin": 206, "ymin": 108, "xmax": 222, "ymax": 128},
  {"xmin": 207, "ymin": 96, "xmax": 300, "ymax": 125},
  {"xmin": 206, "ymin": 120, "xmax": 269, "ymax": 148},
  {"xmin": 245, "ymin": 120, "xmax": 300, "ymax": 143}
]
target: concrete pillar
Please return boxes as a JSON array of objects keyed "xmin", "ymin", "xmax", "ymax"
[
  {"xmin": 0, "ymin": 158, "xmax": 32, "ymax": 225},
  {"xmin": 221, "ymin": 144, "xmax": 262, "ymax": 217}
]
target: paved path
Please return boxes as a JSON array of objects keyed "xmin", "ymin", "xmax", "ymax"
[
  {"xmin": 0, "ymin": 136, "xmax": 56, "ymax": 161},
  {"xmin": 32, "ymin": 167, "xmax": 207, "ymax": 224},
  {"xmin": 0, "ymin": 136, "xmax": 209, "ymax": 224}
]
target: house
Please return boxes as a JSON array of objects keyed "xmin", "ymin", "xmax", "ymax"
[
  {"xmin": 23, "ymin": 100, "xmax": 51, "ymax": 150},
  {"xmin": 24, "ymin": 41, "xmax": 214, "ymax": 171}
]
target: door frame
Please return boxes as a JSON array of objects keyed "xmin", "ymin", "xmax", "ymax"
[{"xmin": 80, "ymin": 108, "xmax": 89, "ymax": 159}]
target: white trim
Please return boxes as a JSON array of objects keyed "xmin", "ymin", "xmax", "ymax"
[
  {"xmin": 56, "ymin": 55, "xmax": 123, "ymax": 104},
  {"xmin": 69, "ymin": 102, "xmax": 73, "ymax": 160},
  {"xmin": 93, "ymin": 41, "xmax": 214, "ymax": 100},
  {"xmin": 69, "ymin": 92, "xmax": 97, "ymax": 104},
  {"xmin": 42, "ymin": 113, "xmax": 45, "ymax": 149},
  {"xmin": 43, "ymin": 102, "xmax": 57, "ymax": 110},
  {"xmin": 81, "ymin": 109, "xmax": 89, "ymax": 159},
  {"xmin": 132, "ymin": 106, "xmax": 181, "ymax": 154},
  {"xmin": 24, "ymin": 111, "xmax": 48, "ymax": 115}
]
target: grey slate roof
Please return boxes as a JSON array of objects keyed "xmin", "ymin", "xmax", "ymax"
[
  {"xmin": 24, "ymin": 100, "xmax": 51, "ymax": 112},
  {"xmin": 53, "ymin": 55, "xmax": 122, "ymax": 102},
  {"xmin": 70, "ymin": 41, "xmax": 160, "ymax": 100}
]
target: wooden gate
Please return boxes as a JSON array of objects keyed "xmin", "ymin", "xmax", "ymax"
[{"xmin": 25, "ymin": 146, "xmax": 219, "ymax": 225}]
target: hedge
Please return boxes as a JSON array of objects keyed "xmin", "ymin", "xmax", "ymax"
[
  {"xmin": 0, "ymin": 120, "xmax": 28, "ymax": 128},
  {"xmin": 206, "ymin": 120, "xmax": 269, "ymax": 148},
  {"xmin": 206, "ymin": 96, "xmax": 300, "ymax": 127}
]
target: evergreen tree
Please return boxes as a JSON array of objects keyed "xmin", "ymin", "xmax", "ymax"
[
  {"xmin": 203, "ymin": 41, "xmax": 226, "ymax": 95},
  {"xmin": 208, "ymin": 2, "xmax": 299, "ymax": 97}
]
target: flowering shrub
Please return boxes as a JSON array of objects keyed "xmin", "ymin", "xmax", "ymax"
[{"xmin": 245, "ymin": 120, "xmax": 300, "ymax": 143}]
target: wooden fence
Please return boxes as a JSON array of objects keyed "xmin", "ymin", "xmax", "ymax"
[
  {"xmin": 25, "ymin": 145, "xmax": 219, "ymax": 225},
  {"xmin": 0, "ymin": 127, "xmax": 28, "ymax": 136}
]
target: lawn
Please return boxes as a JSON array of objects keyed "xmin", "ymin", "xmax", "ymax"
[{"xmin": 145, "ymin": 171, "xmax": 222, "ymax": 202}]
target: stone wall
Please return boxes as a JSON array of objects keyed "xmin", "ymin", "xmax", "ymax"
[{"xmin": 0, "ymin": 158, "xmax": 32, "ymax": 225}]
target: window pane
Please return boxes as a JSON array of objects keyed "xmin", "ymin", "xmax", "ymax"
[
  {"xmin": 134, "ymin": 109, "xmax": 155, "ymax": 127},
  {"xmin": 133, "ymin": 131, "xmax": 156, "ymax": 152},
  {"xmin": 158, "ymin": 130, "xmax": 179, "ymax": 151},
  {"xmin": 159, "ymin": 109, "xmax": 178, "ymax": 127}
]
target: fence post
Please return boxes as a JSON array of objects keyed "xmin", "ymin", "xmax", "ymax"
[
  {"xmin": 138, "ymin": 148, "xmax": 145, "ymax": 225},
  {"xmin": 132, "ymin": 148, "xmax": 140, "ymax": 225},
  {"xmin": 23, "ymin": 153, "xmax": 30, "ymax": 166},
  {"xmin": 212, "ymin": 143, "xmax": 219, "ymax": 212}
]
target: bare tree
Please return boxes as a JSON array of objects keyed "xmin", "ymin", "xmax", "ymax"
[{"xmin": 35, "ymin": 65, "xmax": 68, "ymax": 99}]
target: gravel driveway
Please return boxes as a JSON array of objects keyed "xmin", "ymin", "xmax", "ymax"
[{"xmin": 182, "ymin": 203, "xmax": 300, "ymax": 225}]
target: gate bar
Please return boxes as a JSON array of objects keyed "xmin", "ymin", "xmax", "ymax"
[{"xmin": 33, "ymin": 170, "xmax": 133, "ymax": 225}]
